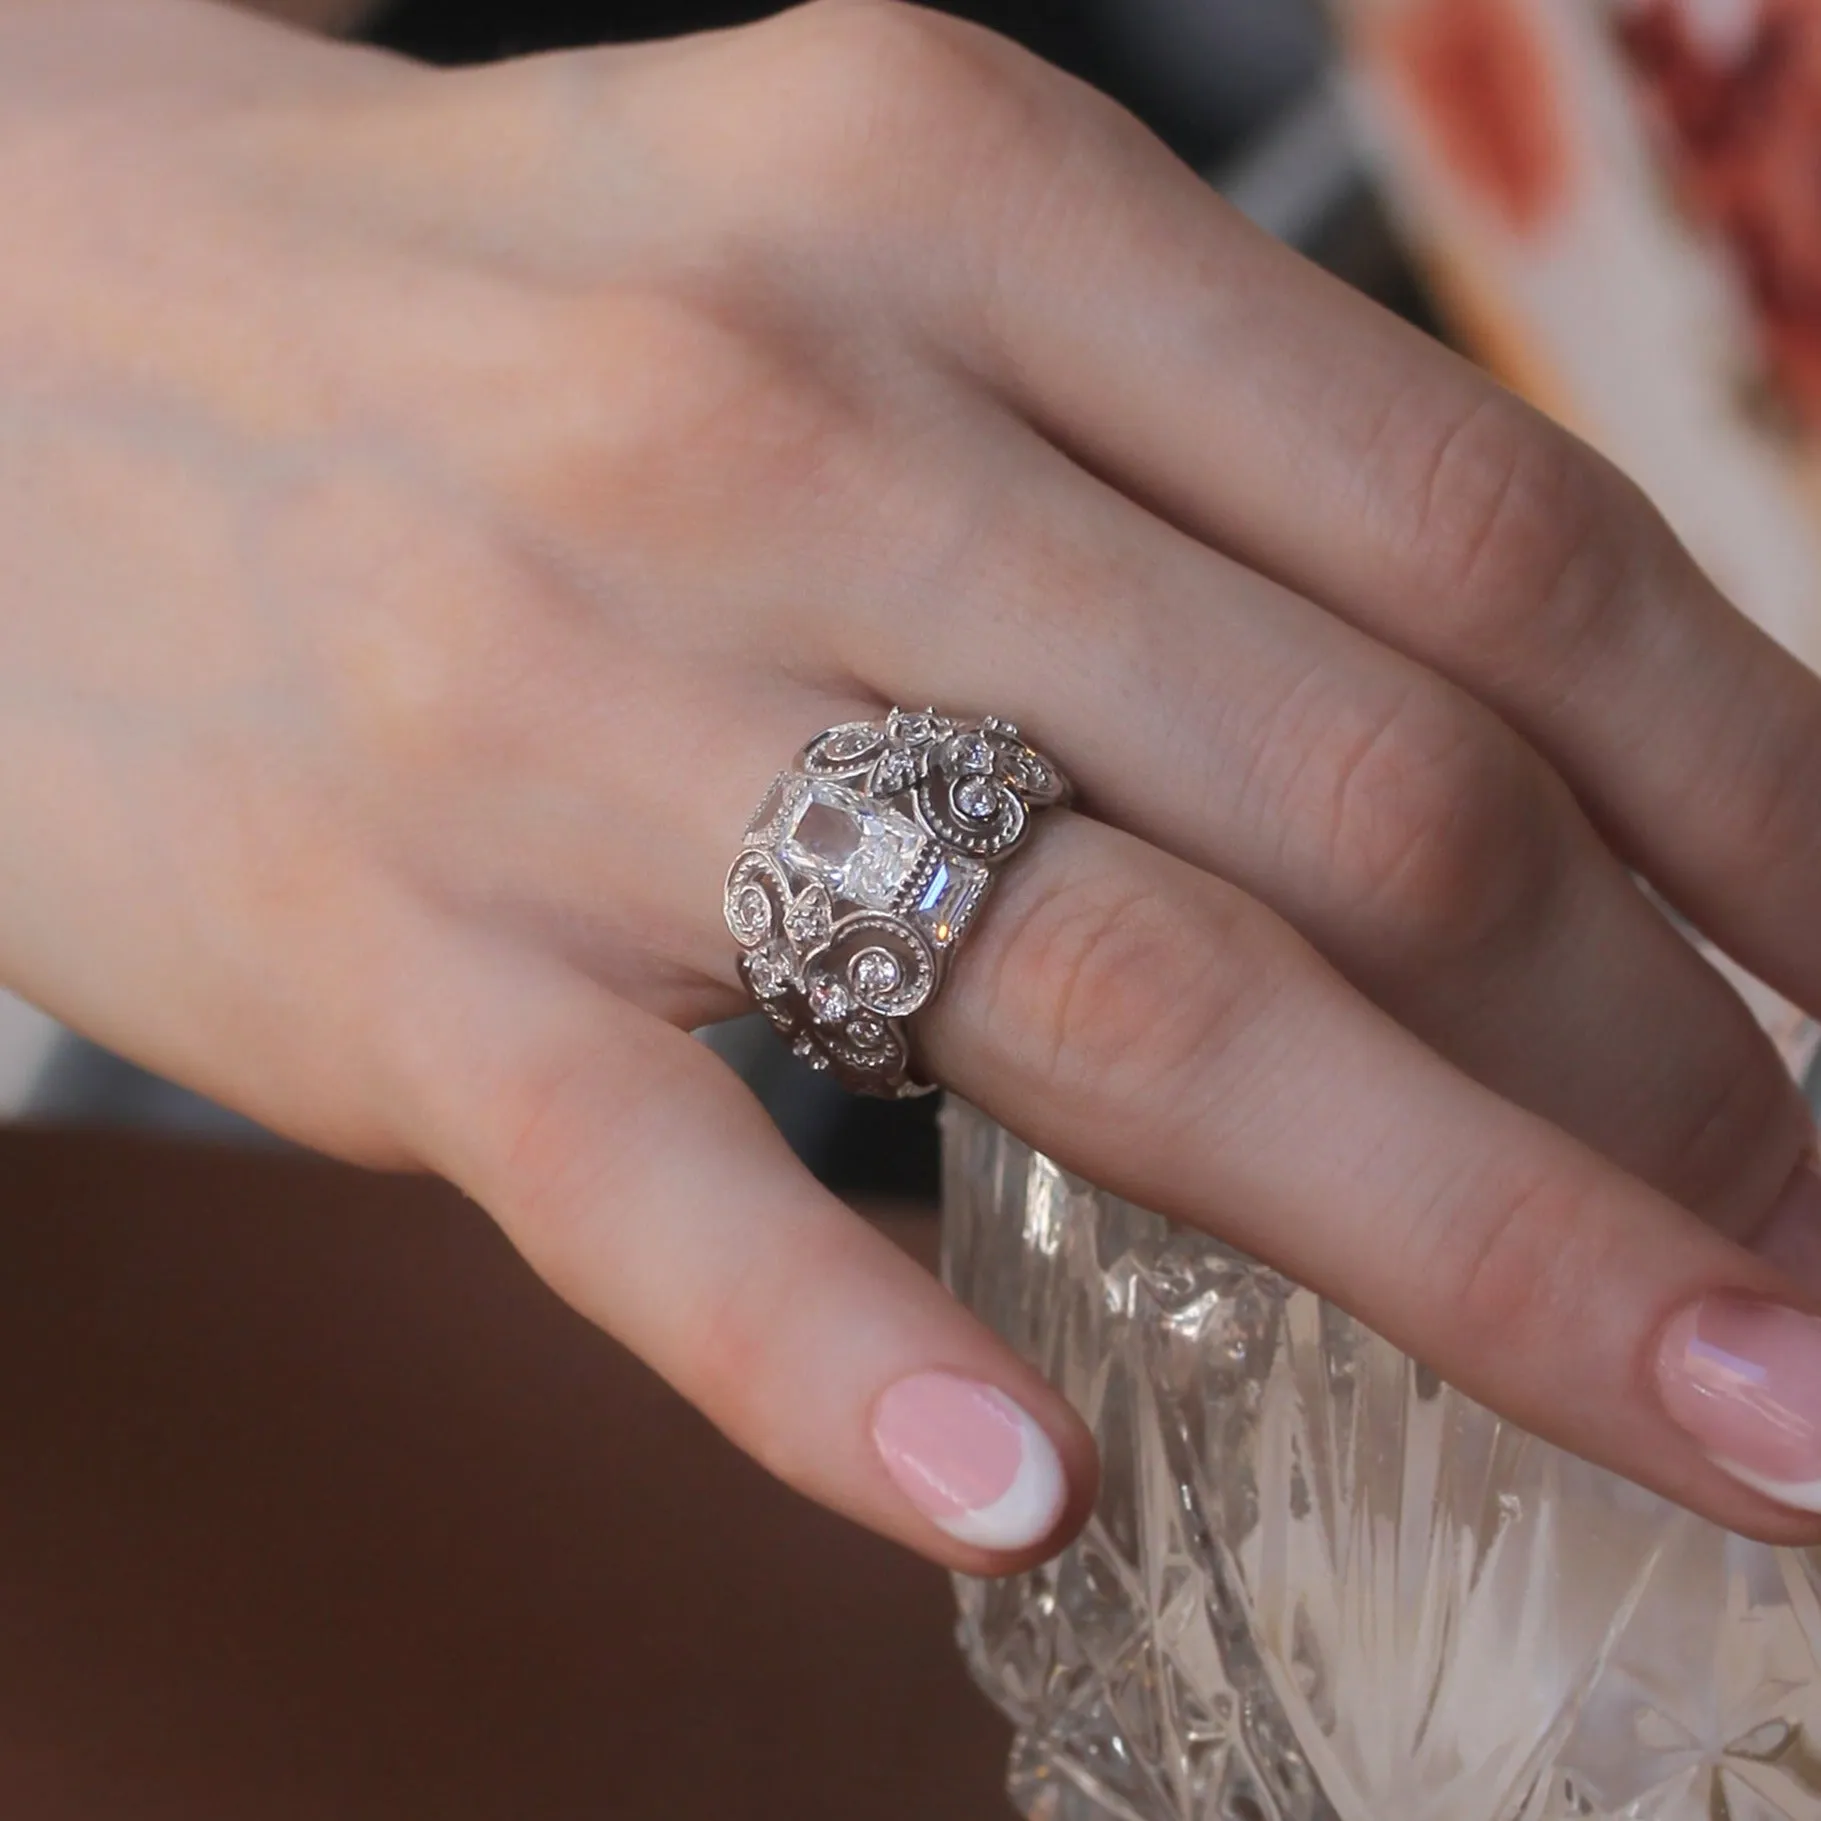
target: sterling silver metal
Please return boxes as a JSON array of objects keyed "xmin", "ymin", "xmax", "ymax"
[{"xmin": 726, "ymin": 708, "xmax": 1071, "ymax": 1098}]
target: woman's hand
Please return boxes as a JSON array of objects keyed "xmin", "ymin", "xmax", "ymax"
[{"xmin": 5, "ymin": 0, "xmax": 1821, "ymax": 1567}]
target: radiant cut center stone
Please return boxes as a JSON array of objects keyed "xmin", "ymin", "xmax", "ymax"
[{"xmin": 780, "ymin": 780, "xmax": 926, "ymax": 908}]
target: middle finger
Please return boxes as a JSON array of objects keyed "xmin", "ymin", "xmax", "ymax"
[{"xmin": 845, "ymin": 413, "xmax": 1814, "ymax": 1230}]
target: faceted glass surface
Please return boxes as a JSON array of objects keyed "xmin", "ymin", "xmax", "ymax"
[
  {"xmin": 779, "ymin": 781, "xmax": 925, "ymax": 910},
  {"xmin": 943, "ymin": 1018, "xmax": 1821, "ymax": 1821}
]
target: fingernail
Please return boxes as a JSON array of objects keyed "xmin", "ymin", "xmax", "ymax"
[
  {"xmin": 1749, "ymin": 1151, "xmax": 1821, "ymax": 1295},
  {"xmin": 1657, "ymin": 1294, "xmax": 1821, "ymax": 1510},
  {"xmin": 872, "ymin": 1372, "xmax": 1066, "ymax": 1552}
]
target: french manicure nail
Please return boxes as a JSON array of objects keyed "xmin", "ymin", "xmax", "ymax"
[
  {"xmin": 873, "ymin": 1372, "xmax": 1066, "ymax": 1551},
  {"xmin": 1657, "ymin": 1294, "xmax": 1821, "ymax": 1510},
  {"xmin": 1748, "ymin": 1151, "xmax": 1821, "ymax": 1295}
]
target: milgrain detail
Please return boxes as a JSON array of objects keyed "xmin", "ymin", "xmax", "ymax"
[{"xmin": 725, "ymin": 708, "xmax": 1070, "ymax": 1098}]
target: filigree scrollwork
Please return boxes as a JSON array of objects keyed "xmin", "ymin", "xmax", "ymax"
[
  {"xmin": 825, "ymin": 913, "xmax": 936, "ymax": 1019},
  {"xmin": 802, "ymin": 720, "xmax": 889, "ymax": 778},
  {"xmin": 983, "ymin": 717, "xmax": 1068, "ymax": 808},
  {"xmin": 913, "ymin": 768, "xmax": 1029, "ymax": 858},
  {"xmin": 724, "ymin": 849, "xmax": 791, "ymax": 950},
  {"xmin": 729, "ymin": 708, "xmax": 1067, "ymax": 1097}
]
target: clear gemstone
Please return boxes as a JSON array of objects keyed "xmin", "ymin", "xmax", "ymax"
[
  {"xmin": 914, "ymin": 858, "xmax": 988, "ymax": 943},
  {"xmin": 874, "ymin": 748, "xmax": 920, "ymax": 796},
  {"xmin": 746, "ymin": 946, "xmax": 792, "ymax": 998},
  {"xmin": 891, "ymin": 711, "xmax": 942, "ymax": 746},
  {"xmin": 852, "ymin": 948, "xmax": 902, "ymax": 996},
  {"xmin": 951, "ymin": 733, "xmax": 995, "ymax": 775},
  {"xmin": 808, "ymin": 974, "xmax": 855, "ymax": 1024},
  {"xmin": 953, "ymin": 777, "xmax": 1001, "ymax": 823},
  {"xmin": 780, "ymin": 780, "xmax": 926, "ymax": 909},
  {"xmin": 848, "ymin": 1014, "xmax": 888, "ymax": 1048}
]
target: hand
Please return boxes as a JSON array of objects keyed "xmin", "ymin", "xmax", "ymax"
[{"xmin": 4, "ymin": 0, "xmax": 1821, "ymax": 1568}]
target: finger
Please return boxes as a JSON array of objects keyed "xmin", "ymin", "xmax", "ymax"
[
  {"xmin": 884, "ymin": 22, "xmax": 1821, "ymax": 1021},
  {"xmin": 390, "ymin": 940, "xmax": 1096, "ymax": 1571},
  {"xmin": 841, "ymin": 413, "xmax": 1814, "ymax": 1230},
  {"xmin": 917, "ymin": 811, "xmax": 1821, "ymax": 1538}
]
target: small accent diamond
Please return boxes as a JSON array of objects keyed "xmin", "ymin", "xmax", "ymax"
[
  {"xmin": 953, "ymin": 777, "xmax": 1001, "ymax": 823},
  {"xmin": 852, "ymin": 948, "xmax": 902, "ymax": 997},
  {"xmin": 808, "ymin": 974, "xmax": 856, "ymax": 1024},
  {"xmin": 951, "ymin": 733, "xmax": 995, "ymax": 775},
  {"xmin": 848, "ymin": 1014, "xmax": 888, "ymax": 1048},
  {"xmin": 747, "ymin": 947, "xmax": 793, "ymax": 998},
  {"xmin": 874, "ymin": 748, "xmax": 920, "ymax": 796},
  {"xmin": 891, "ymin": 710, "xmax": 942, "ymax": 747}
]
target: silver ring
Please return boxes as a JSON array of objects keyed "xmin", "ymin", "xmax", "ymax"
[{"xmin": 725, "ymin": 708, "xmax": 1071, "ymax": 1098}]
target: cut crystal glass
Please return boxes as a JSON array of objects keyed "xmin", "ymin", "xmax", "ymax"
[
  {"xmin": 778, "ymin": 780, "xmax": 925, "ymax": 910},
  {"xmin": 944, "ymin": 1013, "xmax": 1821, "ymax": 1821}
]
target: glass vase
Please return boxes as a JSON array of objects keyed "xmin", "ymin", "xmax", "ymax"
[{"xmin": 942, "ymin": 1029, "xmax": 1821, "ymax": 1821}]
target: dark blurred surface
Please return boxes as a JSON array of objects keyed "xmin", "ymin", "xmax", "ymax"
[
  {"xmin": 365, "ymin": 0, "xmax": 1329, "ymax": 171},
  {"xmin": 0, "ymin": 1127, "xmax": 990, "ymax": 1821}
]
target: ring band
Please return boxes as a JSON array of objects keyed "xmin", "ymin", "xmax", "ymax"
[{"xmin": 725, "ymin": 708, "xmax": 1071, "ymax": 1098}]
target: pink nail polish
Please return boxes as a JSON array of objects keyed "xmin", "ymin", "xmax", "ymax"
[
  {"xmin": 1657, "ymin": 1295, "xmax": 1821, "ymax": 1510},
  {"xmin": 873, "ymin": 1372, "xmax": 1066, "ymax": 1551},
  {"xmin": 1749, "ymin": 1152, "xmax": 1821, "ymax": 1295}
]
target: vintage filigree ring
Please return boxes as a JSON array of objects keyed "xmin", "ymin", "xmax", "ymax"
[{"xmin": 725, "ymin": 708, "xmax": 1072, "ymax": 1098}]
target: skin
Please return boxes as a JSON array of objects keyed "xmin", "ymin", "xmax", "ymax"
[{"xmin": 4, "ymin": 0, "xmax": 1821, "ymax": 1574}]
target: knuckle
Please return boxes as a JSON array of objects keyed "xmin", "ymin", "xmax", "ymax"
[
  {"xmin": 970, "ymin": 856, "xmax": 1282, "ymax": 1116},
  {"xmin": 785, "ymin": 0, "xmax": 1019, "ymax": 121},
  {"xmin": 1423, "ymin": 1167, "xmax": 1602, "ymax": 1365},
  {"xmin": 1393, "ymin": 391, "xmax": 1647, "ymax": 671},
  {"xmin": 1654, "ymin": 1028, "xmax": 1807, "ymax": 1227},
  {"xmin": 576, "ymin": 286, "xmax": 865, "ymax": 535},
  {"xmin": 1305, "ymin": 683, "xmax": 1571, "ymax": 959},
  {"xmin": 736, "ymin": 0, "xmax": 1059, "ymax": 217},
  {"xmin": 1711, "ymin": 688, "xmax": 1821, "ymax": 886}
]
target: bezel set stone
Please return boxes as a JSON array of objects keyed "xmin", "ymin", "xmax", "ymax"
[{"xmin": 725, "ymin": 708, "xmax": 1070, "ymax": 1097}]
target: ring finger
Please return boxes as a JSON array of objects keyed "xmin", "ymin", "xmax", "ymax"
[{"xmin": 840, "ymin": 415, "xmax": 1815, "ymax": 1234}]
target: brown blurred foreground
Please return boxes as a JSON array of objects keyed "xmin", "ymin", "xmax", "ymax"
[{"xmin": 0, "ymin": 1129, "xmax": 1009, "ymax": 1821}]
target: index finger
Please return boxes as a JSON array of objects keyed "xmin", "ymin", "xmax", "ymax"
[{"xmin": 903, "ymin": 20, "xmax": 1821, "ymax": 1024}]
